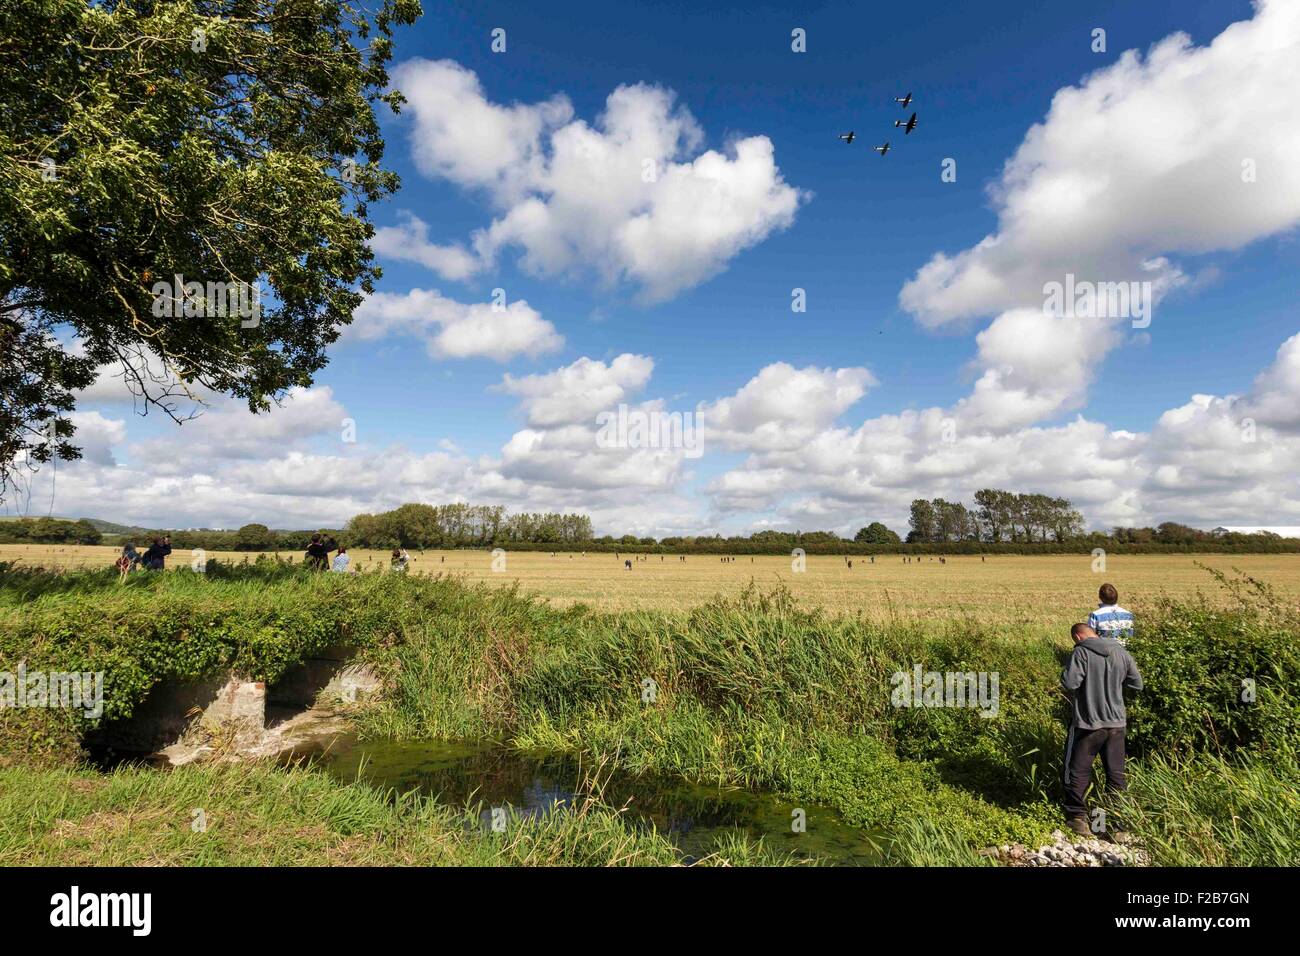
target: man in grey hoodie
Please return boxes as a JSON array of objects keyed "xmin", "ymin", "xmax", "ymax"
[{"xmin": 1061, "ymin": 622, "xmax": 1143, "ymax": 837}]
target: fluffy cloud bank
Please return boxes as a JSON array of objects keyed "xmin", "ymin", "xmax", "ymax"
[
  {"xmin": 901, "ymin": 0, "xmax": 1300, "ymax": 432},
  {"xmin": 36, "ymin": 357, "xmax": 705, "ymax": 535},
  {"xmin": 23, "ymin": 331, "xmax": 1300, "ymax": 537},
  {"xmin": 387, "ymin": 59, "xmax": 806, "ymax": 301},
  {"xmin": 705, "ymin": 333, "xmax": 1300, "ymax": 533}
]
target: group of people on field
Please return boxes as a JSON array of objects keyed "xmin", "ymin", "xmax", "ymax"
[
  {"xmin": 115, "ymin": 533, "xmax": 415, "ymax": 578},
  {"xmin": 303, "ymin": 533, "xmax": 410, "ymax": 574},
  {"xmin": 115, "ymin": 536, "xmax": 172, "ymax": 579}
]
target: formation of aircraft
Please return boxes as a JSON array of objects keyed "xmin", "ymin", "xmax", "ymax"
[{"xmin": 840, "ymin": 93, "xmax": 919, "ymax": 157}]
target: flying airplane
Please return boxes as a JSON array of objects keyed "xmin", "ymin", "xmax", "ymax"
[
  {"xmin": 874, "ymin": 141, "xmax": 890, "ymax": 156},
  {"xmin": 895, "ymin": 112, "xmax": 918, "ymax": 134},
  {"xmin": 839, "ymin": 131, "xmax": 855, "ymax": 144},
  {"xmin": 894, "ymin": 92, "xmax": 912, "ymax": 108}
]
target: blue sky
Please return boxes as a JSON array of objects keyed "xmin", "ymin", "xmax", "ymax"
[
  {"xmin": 25, "ymin": 0, "xmax": 1300, "ymax": 535},
  {"xmin": 354, "ymin": 0, "xmax": 1280, "ymax": 437}
]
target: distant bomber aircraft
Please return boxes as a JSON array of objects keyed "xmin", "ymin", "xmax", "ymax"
[
  {"xmin": 874, "ymin": 141, "xmax": 890, "ymax": 156},
  {"xmin": 894, "ymin": 92, "xmax": 912, "ymax": 108},
  {"xmin": 895, "ymin": 112, "xmax": 918, "ymax": 134},
  {"xmin": 839, "ymin": 131, "xmax": 856, "ymax": 144}
]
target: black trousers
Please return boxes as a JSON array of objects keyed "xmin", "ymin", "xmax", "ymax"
[{"xmin": 1062, "ymin": 724, "xmax": 1127, "ymax": 819}]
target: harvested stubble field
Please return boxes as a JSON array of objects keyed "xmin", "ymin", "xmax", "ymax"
[{"xmin": 3, "ymin": 543, "xmax": 1298, "ymax": 638}]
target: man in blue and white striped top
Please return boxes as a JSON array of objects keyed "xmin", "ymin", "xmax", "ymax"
[{"xmin": 1089, "ymin": 583, "xmax": 1134, "ymax": 645}]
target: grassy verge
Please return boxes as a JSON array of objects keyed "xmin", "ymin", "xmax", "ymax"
[
  {"xmin": 1121, "ymin": 752, "xmax": 1300, "ymax": 866},
  {"xmin": 0, "ymin": 761, "xmax": 803, "ymax": 867}
]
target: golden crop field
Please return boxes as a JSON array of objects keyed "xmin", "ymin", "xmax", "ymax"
[{"xmin": 3, "ymin": 543, "xmax": 1298, "ymax": 639}]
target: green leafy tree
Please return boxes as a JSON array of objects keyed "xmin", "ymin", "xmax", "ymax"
[
  {"xmin": 0, "ymin": 0, "xmax": 421, "ymax": 500},
  {"xmin": 973, "ymin": 488, "xmax": 1016, "ymax": 542},
  {"xmin": 854, "ymin": 521, "xmax": 901, "ymax": 545},
  {"xmin": 234, "ymin": 522, "xmax": 273, "ymax": 551},
  {"xmin": 1049, "ymin": 497, "xmax": 1085, "ymax": 541},
  {"xmin": 907, "ymin": 499, "xmax": 937, "ymax": 543}
]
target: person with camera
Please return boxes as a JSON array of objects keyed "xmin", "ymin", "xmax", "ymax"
[
  {"xmin": 305, "ymin": 532, "xmax": 331, "ymax": 571},
  {"xmin": 141, "ymin": 535, "xmax": 172, "ymax": 571}
]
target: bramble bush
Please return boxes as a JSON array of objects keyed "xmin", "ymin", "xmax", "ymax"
[{"xmin": 1126, "ymin": 570, "xmax": 1299, "ymax": 758}]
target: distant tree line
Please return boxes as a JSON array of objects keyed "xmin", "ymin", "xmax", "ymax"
[
  {"xmin": 16, "ymin": 495, "xmax": 1299, "ymax": 556},
  {"xmin": 346, "ymin": 503, "xmax": 594, "ymax": 549},
  {"xmin": 0, "ymin": 517, "xmax": 101, "ymax": 545}
]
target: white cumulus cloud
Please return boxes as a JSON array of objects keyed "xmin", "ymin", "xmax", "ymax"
[
  {"xmin": 350, "ymin": 288, "xmax": 562, "ymax": 362},
  {"xmin": 390, "ymin": 59, "xmax": 807, "ymax": 301}
]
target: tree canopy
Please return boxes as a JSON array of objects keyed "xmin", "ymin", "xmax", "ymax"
[
  {"xmin": 854, "ymin": 521, "xmax": 901, "ymax": 545},
  {"xmin": 0, "ymin": 0, "xmax": 421, "ymax": 500},
  {"xmin": 908, "ymin": 489, "xmax": 1085, "ymax": 543}
]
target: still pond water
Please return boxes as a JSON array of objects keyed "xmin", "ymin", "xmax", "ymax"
[{"xmin": 312, "ymin": 737, "xmax": 883, "ymax": 866}]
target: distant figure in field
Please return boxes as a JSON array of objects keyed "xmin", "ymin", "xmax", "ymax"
[
  {"xmin": 848, "ymin": 560, "xmax": 853, "ymax": 569},
  {"xmin": 305, "ymin": 533, "xmax": 330, "ymax": 571},
  {"xmin": 624, "ymin": 559, "xmax": 632, "ymax": 570},
  {"xmin": 116, "ymin": 543, "xmax": 141, "ymax": 579},
  {"xmin": 331, "ymin": 547, "xmax": 352, "ymax": 573},
  {"xmin": 1061, "ymin": 622, "xmax": 1143, "ymax": 837},
  {"xmin": 141, "ymin": 536, "xmax": 172, "ymax": 571},
  {"xmin": 391, "ymin": 548, "xmax": 410, "ymax": 572},
  {"xmin": 1089, "ymin": 583, "xmax": 1135, "ymax": 645}
]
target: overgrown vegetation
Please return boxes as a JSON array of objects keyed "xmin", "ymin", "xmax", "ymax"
[
  {"xmin": 1120, "ymin": 752, "xmax": 1300, "ymax": 866},
  {"xmin": 1, "ymin": 561, "xmax": 1295, "ymax": 865},
  {"xmin": 0, "ymin": 558, "xmax": 430, "ymax": 758},
  {"xmin": 0, "ymin": 761, "xmax": 800, "ymax": 867}
]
